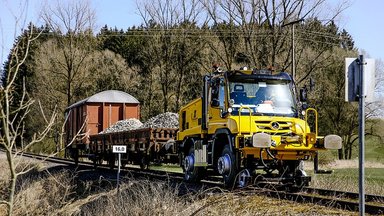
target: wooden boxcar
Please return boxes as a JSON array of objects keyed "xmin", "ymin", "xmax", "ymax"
[{"xmin": 65, "ymin": 90, "xmax": 140, "ymax": 161}]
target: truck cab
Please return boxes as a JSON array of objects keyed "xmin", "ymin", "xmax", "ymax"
[{"xmin": 177, "ymin": 68, "xmax": 342, "ymax": 187}]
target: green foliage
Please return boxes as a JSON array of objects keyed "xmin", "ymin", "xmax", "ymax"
[{"xmin": 362, "ymin": 135, "xmax": 384, "ymax": 163}]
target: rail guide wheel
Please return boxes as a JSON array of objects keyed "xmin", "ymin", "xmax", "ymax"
[{"xmin": 237, "ymin": 169, "xmax": 252, "ymax": 188}]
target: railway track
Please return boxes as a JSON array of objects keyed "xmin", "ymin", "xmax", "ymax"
[
  {"xmin": 245, "ymin": 184, "xmax": 384, "ymax": 215},
  {"xmin": 2, "ymin": 149, "xmax": 384, "ymax": 214}
]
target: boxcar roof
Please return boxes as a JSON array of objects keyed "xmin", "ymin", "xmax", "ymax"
[{"xmin": 66, "ymin": 90, "xmax": 139, "ymax": 111}]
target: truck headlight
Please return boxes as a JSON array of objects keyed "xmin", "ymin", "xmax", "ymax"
[
  {"xmin": 324, "ymin": 135, "xmax": 342, "ymax": 149},
  {"xmin": 252, "ymin": 133, "xmax": 271, "ymax": 148}
]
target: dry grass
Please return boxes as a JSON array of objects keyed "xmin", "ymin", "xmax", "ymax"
[
  {"xmin": 0, "ymin": 154, "xmax": 363, "ymax": 215},
  {"xmin": 70, "ymin": 182, "xmax": 355, "ymax": 216},
  {"xmin": 189, "ymin": 192, "xmax": 355, "ymax": 216},
  {"xmin": 0, "ymin": 156, "xmax": 75, "ymax": 216},
  {"xmin": 72, "ymin": 180, "xmax": 190, "ymax": 216},
  {"xmin": 12, "ymin": 171, "xmax": 74, "ymax": 215}
]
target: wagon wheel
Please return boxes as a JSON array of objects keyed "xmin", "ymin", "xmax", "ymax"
[
  {"xmin": 108, "ymin": 153, "xmax": 115, "ymax": 169},
  {"xmin": 140, "ymin": 154, "xmax": 149, "ymax": 170},
  {"xmin": 92, "ymin": 156, "xmax": 103, "ymax": 168},
  {"xmin": 71, "ymin": 149, "xmax": 79, "ymax": 166}
]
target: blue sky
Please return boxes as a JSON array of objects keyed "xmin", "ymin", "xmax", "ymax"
[{"xmin": 1, "ymin": 0, "xmax": 383, "ymax": 65}]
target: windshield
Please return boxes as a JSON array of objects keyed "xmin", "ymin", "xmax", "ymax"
[{"xmin": 229, "ymin": 81, "xmax": 296, "ymax": 116}]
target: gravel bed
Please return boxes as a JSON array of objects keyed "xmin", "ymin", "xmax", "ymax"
[
  {"xmin": 100, "ymin": 118, "xmax": 143, "ymax": 133},
  {"xmin": 140, "ymin": 112, "xmax": 179, "ymax": 129},
  {"xmin": 100, "ymin": 112, "xmax": 179, "ymax": 133}
]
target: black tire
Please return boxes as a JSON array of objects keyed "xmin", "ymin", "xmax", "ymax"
[
  {"xmin": 92, "ymin": 158, "xmax": 98, "ymax": 168},
  {"xmin": 183, "ymin": 146, "xmax": 204, "ymax": 182},
  {"xmin": 220, "ymin": 145, "xmax": 238, "ymax": 188},
  {"xmin": 93, "ymin": 156, "xmax": 102, "ymax": 168},
  {"xmin": 108, "ymin": 153, "xmax": 115, "ymax": 169},
  {"xmin": 72, "ymin": 149, "xmax": 79, "ymax": 166}
]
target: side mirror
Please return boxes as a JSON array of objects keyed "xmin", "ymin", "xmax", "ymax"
[
  {"xmin": 299, "ymin": 87, "xmax": 307, "ymax": 102},
  {"xmin": 211, "ymin": 99, "xmax": 220, "ymax": 107}
]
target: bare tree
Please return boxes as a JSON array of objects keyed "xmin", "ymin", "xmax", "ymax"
[
  {"xmin": 200, "ymin": 0, "xmax": 349, "ymax": 73},
  {"xmin": 0, "ymin": 24, "xmax": 57, "ymax": 216},
  {"xmin": 138, "ymin": 0, "xmax": 208, "ymax": 113},
  {"xmin": 41, "ymin": 0, "xmax": 96, "ymax": 107}
]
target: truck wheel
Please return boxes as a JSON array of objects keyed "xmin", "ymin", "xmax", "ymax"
[
  {"xmin": 217, "ymin": 145, "xmax": 237, "ymax": 188},
  {"xmin": 183, "ymin": 146, "xmax": 203, "ymax": 182}
]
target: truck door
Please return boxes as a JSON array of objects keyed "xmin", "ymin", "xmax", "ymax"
[{"xmin": 209, "ymin": 78, "xmax": 225, "ymax": 124}]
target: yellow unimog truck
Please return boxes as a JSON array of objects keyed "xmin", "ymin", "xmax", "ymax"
[{"xmin": 177, "ymin": 68, "xmax": 342, "ymax": 187}]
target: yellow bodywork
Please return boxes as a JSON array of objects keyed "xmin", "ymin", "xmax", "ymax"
[{"xmin": 178, "ymin": 99, "xmax": 322, "ymax": 161}]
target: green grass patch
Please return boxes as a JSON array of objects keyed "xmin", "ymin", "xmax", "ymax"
[
  {"xmin": 330, "ymin": 168, "xmax": 384, "ymax": 182},
  {"xmin": 365, "ymin": 136, "xmax": 384, "ymax": 163},
  {"xmin": 149, "ymin": 164, "xmax": 183, "ymax": 173},
  {"xmin": 311, "ymin": 168, "xmax": 384, "ymax": 195}
]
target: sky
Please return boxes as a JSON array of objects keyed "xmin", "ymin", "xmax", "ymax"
[{"xmin": 1, "ymin": 0, "xmax": 384, "ymax": 66}]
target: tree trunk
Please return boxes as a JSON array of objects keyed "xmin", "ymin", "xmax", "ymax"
[{"xmin": 6, "ymin": 149, "xmax": 16, "ymax": 216}]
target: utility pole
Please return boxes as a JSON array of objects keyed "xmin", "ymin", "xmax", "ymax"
[
  {"xmin": 282, "ymin": 18, "xmax": 304, "ymax": 81},
  {"xmin": 346, "ymin": 55, "xmax": 375, "ymax": 216},
  {"xmin": 357, "ymin": 55, "xmax": 366, "ymax": 216}
]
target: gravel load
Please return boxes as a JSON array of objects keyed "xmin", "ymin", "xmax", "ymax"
[
  {"xmin": 100, "ymin": 118, "xmax": 143, "ymax": 133},
  {"xmin": 140, "ymin": 112, "xmax": 179, "ymax": 129}
]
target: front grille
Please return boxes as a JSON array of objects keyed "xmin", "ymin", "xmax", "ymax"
[{"xmin": 255, "ymin": 120, "xmax": 292, "ymax": 135}]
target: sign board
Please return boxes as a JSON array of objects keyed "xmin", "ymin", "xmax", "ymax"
[
  {"xmin": 112, "ymin": 145, "xmax": 126, "ymax": 153},
  {"xmin": 345, "ymin": 58, "xmax": 375, "ymax": 102}
]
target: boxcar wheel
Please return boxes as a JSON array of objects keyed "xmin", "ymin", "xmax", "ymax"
[{"xmin": 218, "ymin": 145, "xmax": 237, "ymax": 188}]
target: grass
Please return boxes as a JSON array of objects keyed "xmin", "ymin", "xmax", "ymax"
[
  {"xmin": 365, "ymin": 136, "xmax": 384, "ymax": 163},
  {"xmin": 74, "ymin": 180, "xmax": 354, "ymax": 216},
  {"xmin": 0, "ymin": 158, "xmax": 75, "ymax": 215},
  {"xmin": 0, "ymin": 156, "xmax": 357, "ymax": 215},
  {"xmin": 311, "ymin": 168, "xmax": 384, "ymax": 195},
  {"xmin": 149, "ymin": 164, "xmax": 183, "ymax": 173}
]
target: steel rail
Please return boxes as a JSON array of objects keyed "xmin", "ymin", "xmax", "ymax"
[{"xmin": 255, "ymin": 188, "xmax": 384, "ymax": 215}]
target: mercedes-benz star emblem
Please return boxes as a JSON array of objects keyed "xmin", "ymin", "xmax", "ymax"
[{"xmin": 271, "ymin": 122, "xmax": 280, "ymax": 130}]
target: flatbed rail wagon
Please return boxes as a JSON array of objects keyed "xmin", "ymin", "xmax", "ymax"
[{"xmin": 89, "ymin": 127, "xmax": 178, "ymax": 169}]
